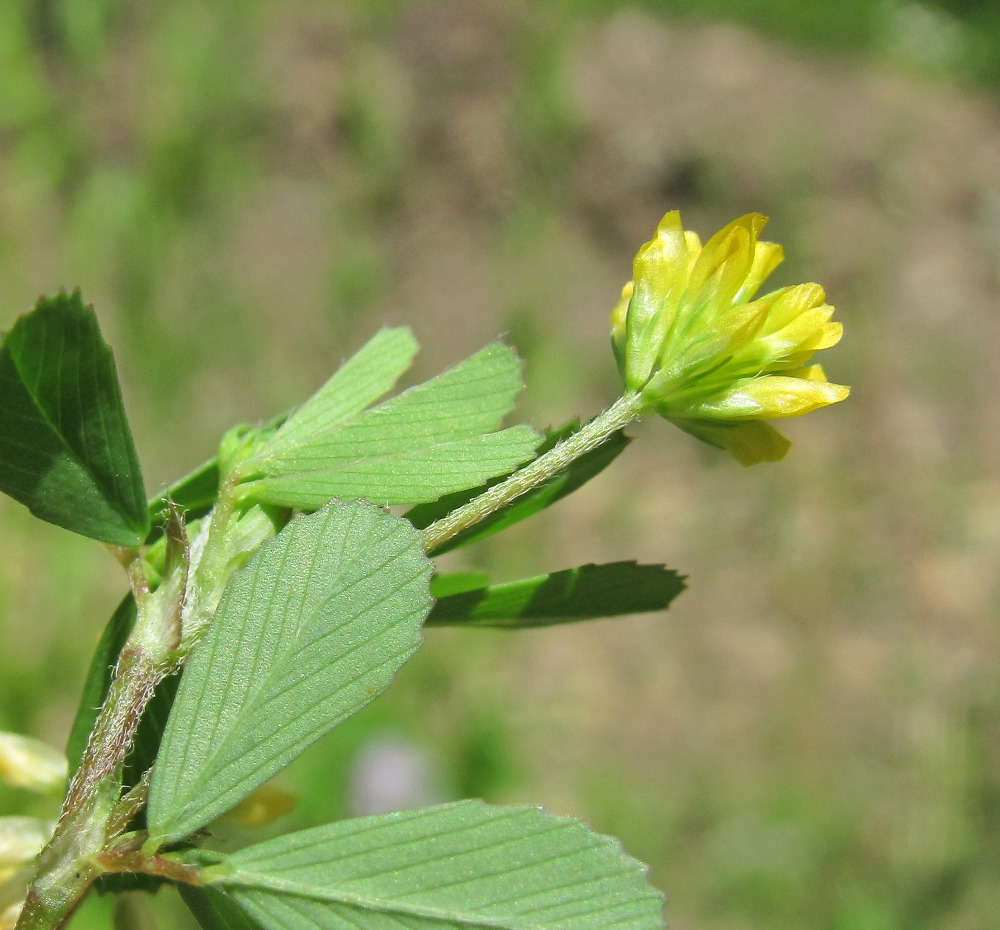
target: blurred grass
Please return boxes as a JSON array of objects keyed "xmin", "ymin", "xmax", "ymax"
[{"xmin": 2, "ymin": 0, "xmax": 1000, "ymax": 928}]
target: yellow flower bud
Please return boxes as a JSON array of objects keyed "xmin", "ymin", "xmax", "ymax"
[
  {"xmin": 1, "ymin": 902, "xmax": 23, "ymax": 930},
  {"xmin": 0, "ymin": 817, "xmax": 54, "ymax": 881},
  {"xmin": 612, "ymin": 210, "xmax": 849, "ymax": 464},
  {"xmin": 0, "ymin": 733, "xmax": 67, "ymax": 796},
  {"xmin": 215, "ymin": 783, "xmax": 297, "ymax": 828}
]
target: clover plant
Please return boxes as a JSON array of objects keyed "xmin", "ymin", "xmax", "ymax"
[{"xmin": 0, "ymin": 211, "xmax": 847, "ymax": 929}]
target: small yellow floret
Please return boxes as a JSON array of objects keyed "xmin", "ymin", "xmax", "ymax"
[{"xmin": 611, "ymin": 210, "xmax": 849, "ymax": 464}]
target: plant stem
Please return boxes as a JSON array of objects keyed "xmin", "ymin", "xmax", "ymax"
[
  {"xmin": 420, "ymin": 391, "xmax": 644, "ymax": 554},
  {"xmin": 15, "ymin": 650, "xmax": 168, "ymax": 930},
  {"xmin": 15, "ymin": 484, "xmax": 272, "ymax": 930}
]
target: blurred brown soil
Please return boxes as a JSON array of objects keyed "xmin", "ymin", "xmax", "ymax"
[{"xmin": 3, "ymin": 1, "xmax": 1000, "ymax": 925}]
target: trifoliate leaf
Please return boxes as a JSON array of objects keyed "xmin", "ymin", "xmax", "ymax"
[
  {"xmin": 0, "ymin": 291, "xmax": 148, "ymax": 544},
  {"xmin": 407, "ymin": 420, "xmax": 630, "ymax": 555},
  {"xmin": 427, "ymin": 562, "xmax": 686, "ymax": 628},
  {"xmin": 234, "ymin": 334, "xmax": 540, "ymax": 508},
  {"xmin": 198, "ymin": 800, "xmax": 665, "ymax": 929},
  {"xmin": 243, "ymin": 327, "xmax": 418, "ymax": 463},
  {"xmin": 146, "ymin": 500, "xmax": 432, "ymax": 847}
]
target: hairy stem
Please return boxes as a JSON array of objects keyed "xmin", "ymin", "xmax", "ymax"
[
  {"xmin": 15, "ymin": 486, "xmax": 266, "ymax": 930},
  {"xmin": 15, "ymin": 650, "xmax": 169, "ymax": 930},
  {"xmin": 420, "ymin": 391, "xmax": 644, "ymax": 554},
  {"xmin": 61, "ymin": 651, "xmax": 163, "ymax": 819}
]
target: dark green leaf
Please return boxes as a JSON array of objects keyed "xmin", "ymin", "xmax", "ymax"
[
  {"xmin": 182, "ymin": 887, "xmax": 267, "ymax": 930},
  {"xmin": 427, "ymin": 570, "xmax": 490, "ymax": 597},
  {"xmin": 407, "ymin": 420, "xmax": 630, "ymax": 555},
  {"xmin": 146, "ymin": 500, "xmax": 433, "ymax": 847},
  {"xmin": 427, "ymin": 562, "xmax": 686, "ymax": 628},
  {"xmin": 147, "ymin": 457, "xmax": 220, "ymax": 539},
  {"xmin": 235, "ymin": 334, "xmax": 541, "ymax": 509},
  {"xmin": 202, "ymin": 800, "xmax": 665, "ymax": 929},
  {"xmin": 0, "ymin": 291, "xmax": 148, "ymax": 544},
  {"xmin": 123, "ymin": 672, "xmax": 180, "ymax": 795},
  {"xmin": 65, "ymin": 593, "xmax": 136, "ymax": 775}
]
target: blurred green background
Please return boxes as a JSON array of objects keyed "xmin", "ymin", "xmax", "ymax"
[{"xmin": 2, "ymin": 0, "xmax": 1000, "ymax": 927}]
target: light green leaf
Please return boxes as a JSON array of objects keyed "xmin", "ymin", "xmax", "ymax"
[
  {"xmin": 235, "ymin": 337, "xmax": 541, "ymax": 508},
  {"xmin": 147, "ymin": 328, "xmax": 416, "ymax": 537},
  {"xmin": 202, "ymin": 800, "xmax": 665, "ymax": 929},
  {"xmin": 246, "ymin": 327, "xmax": 418, "ymax": 462},
  {"xmin": 0, "ymin": 291, "xmax": 148, "ymax": 544},
  {"xmin": 427, "ymin": 562, "xmax": 686, "ymax": 629},
  {"xmin": 407, "ymin": 420, "xmax": 630, "ymax": 555},
  {"xmin": 146, "ymin": 500, "xmax": 432, "ymax": 847}
]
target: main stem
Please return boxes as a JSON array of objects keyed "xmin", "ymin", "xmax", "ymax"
[
  {"xmin": 16, "ymin": 651, "xmax": 168, "ymax": 930},
  {"xmin": 420, "ymin": 391, "xmax": 644, "ymax": 553}
]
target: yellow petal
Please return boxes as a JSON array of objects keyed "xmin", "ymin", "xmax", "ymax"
[
  {"xmin": 758, "ymin": 303, "xmax": 840, "ymax": 362},
  {"xmin": 0, "ymin": 733, "xmax": 67, "ymax": 796},
  {"xmin": 672, "ymin": 418, "xmax": 791, "ymax": 465},
  {"xmin": 625, "ymin": 212, "xmax": 695, "ymax": 389},
  {"xmin": 682, "ymin": 230, "xmax": 702, "ymax": 271},
  {"xmin": 815, "ymin": 320, "xmax": 843, "ymax": 350},
  {"xmin": 632, "ymin": 211, "xmax": 693, "ymax": 313},
  {"xmin": 686, "ymin": 213, "xmax": 765, "ymax": 318},
  {"xmin": 735, "ymin": 239, "xmax": 784, "ymax": 303},
  {"xmin": 718, "ymin": 374, "xmax": 851, "ymax": 418},
  {"xmin": 692, "ymin": 297, "xmax": 771, "ymax": 363},
  {"xmin": 610, "ymin": 280, "xmax": 633, "ymax": 374},
  {"xmin": 760, "ymin": 282, "xmax": 827, "ymax": 334},
  {"xmin": 795, "ymin": 364, "xmax": 826, "ymax": 381}
]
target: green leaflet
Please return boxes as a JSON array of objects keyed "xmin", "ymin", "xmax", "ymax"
[
  {"xmin": 147, "ymin": 456, "xmax": 221, "ymax": 541},
  {"xmin": 234, "ymin": 332, "xmax": 541, "ymax": 508},
  {"xmin": 407, "ymin": 420, "xmax": 630, "ymax": 555},
  {"xmin": 427, "ymin": 562, "xmax": 686, "ymax": 628},
  {"xmin": 199, "ymin": 800, "xmax": 665, "ymax": 930},
  {"xmin": 242, "ymin": 327, "xmax": 419, "ymax": 462},
  {"xmin": 144, "ymin": 327, "xmax": 418, "ymax": 537},
  {"xmin": 148, "ymin": 328, "xmax": 418, "ymax": 532},
  {"xmin": 0, "ymin": 291, "xmax": 149, "ymax": 545},
  {"xmin": 182, "ymin": 886, "xmax": 266, "ymax": 930},
  {"xmin": 146, "ymin": 500, "xmax": 432, "ymax": 847}
]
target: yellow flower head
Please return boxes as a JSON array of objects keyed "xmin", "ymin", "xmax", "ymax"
[{"xmin": 611, "ymin": 210, "xmax": 849, "ymax": 464}]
